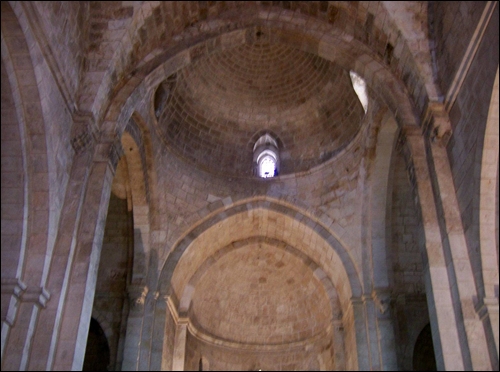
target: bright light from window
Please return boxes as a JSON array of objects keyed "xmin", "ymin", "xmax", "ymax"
[
  {"xmin": 259, "ymin": 155, "xmax": 276, "ymax": 178},
  {"xmin": 349, "ymin": 71, "xmax": 368, "ymax": 113}
]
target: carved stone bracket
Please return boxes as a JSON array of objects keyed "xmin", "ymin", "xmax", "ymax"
[
  {"xmin": 127, "ymin": 285, "xmax": 148, "ymax": 313},
  {"xmin": 372, "ymin": 289, "xmax": 392, "ymax": 315},
  {"xmin": 70, "ymin": 111, "xmax": 98, "ymax": 154},
  {"xmin": 423, "ymin": 102, "xmax": 453, "ymax": 146}
]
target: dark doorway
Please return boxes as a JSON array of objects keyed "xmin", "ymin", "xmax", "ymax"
[
  {"xmin": 413, "ymin": 323, "xmax": 437, "ymax": 371},
  {"xmin": 83, "ymin": 318, "xmax": 110, "ymax": 371}
]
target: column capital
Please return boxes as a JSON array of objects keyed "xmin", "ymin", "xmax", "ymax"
[
  {"xmin": 1, "ymin": 277, "xmax": 27, "ymax": 298},
  {"xmin": 422, "ymin": 102, "xmax": 453, "ymax": 146},
  {"xmin": 127, "ymin": 285, "xmax": 148, "ymax": 313},
  {"xmin": 70, "ymin": 110, "xmax": 98, "ymax": 154},
  {"xmin": 372, "ymin": 288, "xmax": 392, "ymax": 315}
]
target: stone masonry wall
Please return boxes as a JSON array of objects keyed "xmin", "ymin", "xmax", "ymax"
[
  {"xmin": 150, "ymin": 114, "xmax": 365, "ymax": 265},
  {"xmin": 432, "ymin": 2, "xmax": 487, "ymax": 95},
  {"xmin": 446, "ymin": 7, "xmax": 499, "ymax": 297},
  {"xmin": 389, "ymin": 151, "xmax": 428, "ymax": 370},
  {"xmin": 32, "ymin": 1, "xmax": 88, "ymax": 98},
  {"xmin": 390, "ymin": 153, "xmax": 425, "ymax": 296}
]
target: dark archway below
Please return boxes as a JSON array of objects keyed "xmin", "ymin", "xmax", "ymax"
[
  {"xmin": 413, "ymin": 323, "xmax": 437, "ymax": 371},
  {"xmin": 83, "ymin": 318, "xmax": 110, "ymax": 371}
]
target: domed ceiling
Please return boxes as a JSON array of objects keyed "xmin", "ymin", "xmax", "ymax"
[
  {"xmin": 191, "ymin": 242, "xmax": 331, "ymax": 345},
  {"xmin": 156, "ymin": 33, "xmax": 365, "ymax": 177}
]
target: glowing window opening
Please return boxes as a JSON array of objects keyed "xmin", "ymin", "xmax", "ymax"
[
  {"xmin": 259, "ymin": 156, "xmax": 276, "ymax": 178},
  {"xmin": 349, "ymin": 71, "xmax": 368, "ymax": 113},
  {"xmin": 257, "ymin": 150, "xmax": 277, "ymax": 178}
]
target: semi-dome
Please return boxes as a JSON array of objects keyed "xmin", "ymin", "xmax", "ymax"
[{"xmin": 191, "ymin": 242, "xmax": 331, "ymax": 345}]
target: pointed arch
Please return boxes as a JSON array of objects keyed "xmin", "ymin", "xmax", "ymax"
[
  {"xmin": 479, "ymin": 67, "xmax": 499, "ymax": 300},
  {"xmin": 1, "ymin": 3, "xmax": 52, "ymax": 369}
]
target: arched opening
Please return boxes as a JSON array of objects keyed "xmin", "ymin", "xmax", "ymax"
[
  {"xmin": 153, "ymin": 73, "xmax": 176, "ymax": 120},
  {"xmin": 253, "ymin": 134, "xmax": 280, "ymax": 178},
  {"xmin": 412, "ymin": 324, "xmax": 437, "ymax": 371},
  {"xmin": 83, "ymin": 318, "xmax": 110, "ymax": 371},
  {"xmin": 159, "ymin": 199, "xmax": 362, "ymax": 371}
]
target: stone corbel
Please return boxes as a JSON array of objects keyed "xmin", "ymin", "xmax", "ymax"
[
  {"xmin": 423, "ymin": 102, "xmax": 453, "ymax": 147},
  {"xmin": 127, "ymin": 285, "xmax": 148, "ymax": 313},
  {"xmin": 70, "ymin": 110, "xmax": 98, "ymax": 154},
  {"xmin": 372, "ymin": 289, "xmax": 392, "ymax": 315}
]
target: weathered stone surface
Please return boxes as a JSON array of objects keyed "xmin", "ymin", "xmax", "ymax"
[{"xmin": 1, "ymin": 2, "xmax": 498, "ymax": 371}]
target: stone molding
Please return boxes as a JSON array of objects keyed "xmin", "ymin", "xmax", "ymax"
[
  {"xmin": 475, "ymin": 297, "xmax": 500, "ymax": 320},
  {"xmin": 0, "ymin": 279, "xmax": 50, "ymax": 309},
  {"xmin": 20, "ymin": 286, "xmax": 50, "ymax": 308},
  {"xmin": 0, "ymin": 278, "xmax": 27, "ymax": 298},
  {"xmin": 1, "ymin": 278, "xmax": 27, "ymax": 326}
]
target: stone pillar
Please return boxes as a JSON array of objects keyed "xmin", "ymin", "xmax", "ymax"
[
  {"xmin": 476, "ymin": 297, "xmax": 499, "ymax": 365},
  {"xmin": 332, "ymin": 320, "xmax": 345, "ymax": 370},
  {"xmin": 121, "ymin": 285, "xmax": 148, "ymax": 371},
  {"xmin": 404, "ymin": 126, "xmax": 465, "ymax": 370},
  {"xmin": 26, "ymin": 146, "xmax": 94, "ymax": 371},
  {"xmin": 424, "ymin": 103, "xmax": 495, "ymax": 370},
  {"xmin": 363, "ymin": 294, "xmax": 382, "ymax": 370},
  {"xmin": 350, "ymin": 297, "xmax": 370, "ymax": 370},
  {"xmin": 1, "ymin": 278, "xmax": 26, "ymax": 359},
  {"xmin": 372, "ymin": 289, "xmax": 398, "ymax": 371},
  {"xmin": 172, "ymin": 318, "xmax": 188, "ymax": 371},
  {"xmin": 1, "ymin": 283, "xmax": 49, "ymax": 370},
  {"xmin": 47, "ymin": 139, "xmax": 119, "ymax": 371},
  {"xmin": 150, "ymin": 293, "xmax": 168, "ymax": 370}
]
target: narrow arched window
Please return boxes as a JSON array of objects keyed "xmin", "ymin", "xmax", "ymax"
[
  {"xmin": 349, "ymin": 71, "xmax": 368, "ymax": 113},
  {"xmin": 253, "ymin": 134, "xmax": 280, "ymax": 178},
  {"xmin": 258, "ymin": 150, "xmax": 277, "ymax": 178}
]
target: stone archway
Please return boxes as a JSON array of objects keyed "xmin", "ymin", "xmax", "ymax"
[{"xmin": 154, "ymin": 198, "xmax": 364, "ymax": 371}]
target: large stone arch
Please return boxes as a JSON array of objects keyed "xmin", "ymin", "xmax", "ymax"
[
  {"xmin": 92, "ymin": 4, "xmax": 430, "ymax": 154},
  {"xmin": 176, "ymin": 236, "xmax": 344, "ymax": 370},
  {"xmin": 158, "ymin": 198, "xmax": 362, "ymax": 302},
  {"xmin": 1, "ymin": 2, "xmax": 52, "ymax": 369},
  {"xmin": 478, "ymin": 67, "xmax": 499, "ymax": 358},
  {"xmin": 120, "ymin": 131, "xmax": 150, "ymax": 284},
  {"xmin": 154, "ymin": 197, "xmax": 364, "ymax": 370},
  {"xmin": 479, "ymin": 67, "xmax": 499, "ymax": 299},
  {"xmin": 88, "ymin": 2, "xmax": 430, "ymax": 127}
]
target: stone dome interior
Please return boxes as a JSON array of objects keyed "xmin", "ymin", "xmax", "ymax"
[{"xmin": 155, "ymin": 31, "xmax": 365, "ymax": 177}]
